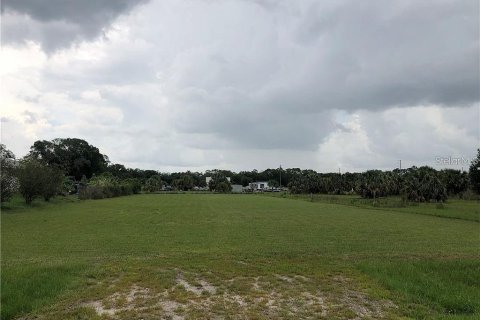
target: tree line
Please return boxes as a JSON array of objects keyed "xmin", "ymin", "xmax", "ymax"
[{"xmin": 1, "ymin": 138, "xmax": 479, "ymax": 204}]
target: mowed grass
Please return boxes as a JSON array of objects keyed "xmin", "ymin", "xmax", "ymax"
[
  {"xmin": 1, "ymin": 194, "xmax": 479, "ymax": 319},
  {"xmin": 268, "ymin": 193, "xmax": 480, "ymax": 222},
  {"xmin": 359, "ymin": 259, "xmax": 480, "ymax": 319},
  {"xmin": 1, "ymin": 264, "xmax": 85, "ymax": 319}
]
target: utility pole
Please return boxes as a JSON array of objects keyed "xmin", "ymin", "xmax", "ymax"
[{"xmin": 399, "ymin": 160, "xmax": 402, "ymax": 170}]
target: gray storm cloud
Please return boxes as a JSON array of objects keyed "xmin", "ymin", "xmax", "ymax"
[
  {"xmin": 1, "ymin": 0, "xmax": 149, "ymax": 52},
  {"xmin": 1, "ymin": 0, "xmax": 478, "ymax": 170}
]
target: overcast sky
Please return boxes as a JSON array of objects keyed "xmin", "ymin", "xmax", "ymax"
[{"xmin": 1, "ymin": 0, "xmax": 479, "ymax": 172}]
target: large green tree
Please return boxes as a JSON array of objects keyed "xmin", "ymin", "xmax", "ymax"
[
  {"xmin": 402, "ymin": 166, "xmax": 447, "ymax": 202},
  {"xmin": 359, "ymin": 170, "xmax": 388, "ymax": 200},
  {"xmin": 208, "ymin": 171, "xmax": 232, "ymax": 193},
  {"xmin": 469, "ymin": 149, "xmax": 480, "ymax": 194},
  {"xmin": 439, "ymin": 169, "xmax": 469, "ymax": 196},
  {"xmin": 419, "ymin": 173, "xmax": 447, "ymax": 202},
  {"xmin": 106, "ymin": 163, "xmax": 129, "ymax": 179},
  {"xmin": 287, "ymin": 174, "xmax": 308, "ymax": 194},
  {"xmin": 28, "ymin": 138, "xmax": 108, "ymax": 180},
  {"xmin": 173, "ymin": 174, "xmax": 194, "ymax": 191}
]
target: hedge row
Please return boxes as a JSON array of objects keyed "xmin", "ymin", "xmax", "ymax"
[{"xmin": 78, "ymin": 175, "xmax": 141, "ymax": 200}]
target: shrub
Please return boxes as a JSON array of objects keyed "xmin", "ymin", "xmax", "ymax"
[
  {"xmin": 459, "ymin": 189, "xmax": 480, "ymax": 200},
  {"xmin": 1, "ymin": 145, "xmax": 17, "ymax": 202},
  {"xmin": 78, "ymin": 185, "xmax": 104, "ymax": 200},
  {"xmin": 125, "ymin": 178, "xmax": 142, "ymax": 194},
  {"xmin": 16, "ymin": 159, "xmax": 64, "ymax": 204},
  {"xmin": 16, "ymin": 160, "xmax": 43, "ymax": 204},
  {"xmin": 63, "ymin": 176, "xmax": 76, "ymax": 195},
  {"xmin": 120, "ymin": 182, "xmax": 132, "ymax": 196},
  {"xmin": 144, "ymin": 175, "xmax": 163, "ymax": 192},
  {"xmin": 78, "ymin": 173, "xmax": 139, "ymax": 200},
  {"xmin": 41, "ymin": 166, "xmax": 64, "ymax": 201},
  {"xmin": 215, "ymin": 181, "xmax": 232, "ymax": 193}
]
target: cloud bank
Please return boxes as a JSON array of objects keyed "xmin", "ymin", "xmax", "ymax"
[{"xmin": 1, "ymin": 0, "xmax": 478, "ymax": 172}]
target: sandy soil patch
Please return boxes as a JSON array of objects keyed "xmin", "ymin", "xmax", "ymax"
[{"xmin": 78, "ymin": 271, "xmax": 397, "ymax": 319}]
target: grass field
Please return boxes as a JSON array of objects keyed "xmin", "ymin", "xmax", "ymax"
[
  {"xmin": 266, "ymin": 193, "xmax": 480, "ymax": 222},
  {"xmin": 1, "ymin": 194, "xmax": 479, "ymax": 319}
]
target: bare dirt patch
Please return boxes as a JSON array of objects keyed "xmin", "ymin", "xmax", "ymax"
[
  {"xmin": 77, "ymin": 271, "xmax": 397, "ymax": 319},
  {"xmin": 176, "ymin": 273, "xmax": 216, "ymax": 296}
]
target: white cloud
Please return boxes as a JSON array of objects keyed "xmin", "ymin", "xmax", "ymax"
[{"xmin": 317, "ymin": 105, "xmax": 479, "ymax": 172}]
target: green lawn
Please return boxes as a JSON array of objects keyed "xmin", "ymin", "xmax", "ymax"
[
  {"xmin": 1, "ymin": 194, "xmax": 479, "ymax": 319},
  {"xmin": 268, "ymin": 193, "xmax": 480, "ymax": 222}
]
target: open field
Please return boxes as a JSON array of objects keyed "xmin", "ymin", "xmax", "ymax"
[{"xmin": 1, "ymin": 194, "xmax": 479, "ymax": 319}]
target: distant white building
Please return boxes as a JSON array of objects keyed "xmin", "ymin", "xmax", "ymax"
[{"xmin": 249, "ymin": 181, "xmax": 269, "ymax": 190}]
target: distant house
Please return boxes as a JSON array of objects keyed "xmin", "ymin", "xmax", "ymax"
[{"xmin": 249, "ymin": 181, "xmax": 269, "ymax": 191}]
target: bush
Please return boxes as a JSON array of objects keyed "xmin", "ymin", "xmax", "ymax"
[
  {"xmin": 78, "ymin": 173, "xmax": 139, "ymax": 200},
  {"xmin": 1, "ymin": 144, "xmax": 18, "ymax": 202},
  {"xmin": 41, "ymin": 167, "xmax": 64, "ymax": 201},
  {"xmin": 16, "ymin": 159, "xmax": 64, "ymax": 204},
  {"xmin": 215, "ymin": 181, "xmax": 232, "ymax": 193},
  {"xmin": 144, "ymin": 175, "xmax": 163, "ymax": 192},
  {"xmin": 63, "ymin": 176, "xmax": 76, "ymax": 195},
  {"xmin": 16, "ymin": 160, "xmax": 43, "ymax": 204},
  {"xmin": 78, "ymin": 185, "xmax": 105, "ymax": 200},
  {"xmin": 125, "ymin": 178, "xmax": 142, "ymax": 194},
  {"xmin": 120, "ymin": 182, "xmax": 133, "ymax": 196},
  {"xmin": 459, "ymin": 189, "xmax": 480, "ymax": 200}
]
